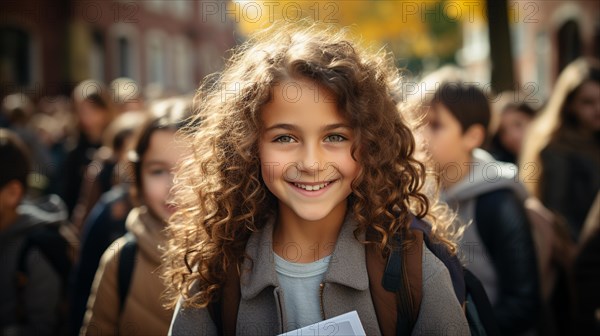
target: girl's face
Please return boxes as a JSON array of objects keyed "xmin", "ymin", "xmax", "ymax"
[
  {"xmin": 498, "ymin": 108, "xmax": 532, "ymax": 156},
  {"xmin": 570, "ymin": 80, "xmax": 600, "ymax": 131},
  {"xmin": 140, "ymin": 130, "xmax": 184, "ymax": 223},
  {"xmin": 259, "ymin": 78, "xmax": 360, "ymax": 222}
]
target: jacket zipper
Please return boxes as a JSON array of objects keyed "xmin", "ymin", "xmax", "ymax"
[
  {"xmin": 319, "ymin": 282, "xmax": 326, "ymax": 320},
  {"xmin": 275, "ymin": 288, "xmax": 286, "ymax": 334}
]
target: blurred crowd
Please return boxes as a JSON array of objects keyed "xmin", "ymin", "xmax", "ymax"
[{"xmin": 1, "ymin": 56, "xmax": 599, "ymax": 336}]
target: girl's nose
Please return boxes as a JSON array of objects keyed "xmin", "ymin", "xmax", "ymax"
[{"xmin": 300, "ymin": 143, "xmax": 325, "ymax": 174}]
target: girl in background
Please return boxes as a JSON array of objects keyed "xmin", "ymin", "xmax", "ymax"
[
  {"xmin": 520, "ymin": 58, "xmax": 600, "ymax": 240},
  {"xmin": 80, "ymin": 104, "xmax": 189, "ymax": 336},
  {"xmin": 489, "ymin": 99, "xmax": 537, "ymax": 164},
  {"xmin": 520, "ymin": 58, "xmax": 600, "ymax": 335},
  {"xmin": 69, "ymin": 111, "xmax": 147, "ymax": 335}
]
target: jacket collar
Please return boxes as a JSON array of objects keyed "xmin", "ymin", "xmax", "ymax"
[
  {"xmin": 240, "ymin": 209, "xmax": 369, "ymax": 300},
  {"xmin": 126, "ymin": 206, "xmax": 166, "ymax": 265}
]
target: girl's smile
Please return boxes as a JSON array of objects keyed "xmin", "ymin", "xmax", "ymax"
[{"xmin": 286, "ymin": 178, "xmax": 339, "ymax": 197}]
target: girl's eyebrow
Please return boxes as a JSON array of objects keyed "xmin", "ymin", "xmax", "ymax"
[
  {"xmin": 143, "ymin": 160, "xmax": 169, "ymax": 167},
  {"xmin": 264, "ymin": 123, "xmax": 351, "ymax": 132}
]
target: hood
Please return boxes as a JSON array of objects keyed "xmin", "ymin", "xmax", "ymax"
[
  {"xmin": 125, "ymin": 206, "xmax": 167, "ymax": 265},
  {"xmin": 0, "ymin": 194, "xmax": 68, "ymax": 240},
  {"xmin": 441, "ymin": 148, "xmax": 529, "ymax": 204}
]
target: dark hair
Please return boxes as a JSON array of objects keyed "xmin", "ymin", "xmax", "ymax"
[
  {"xmin": 488, "ymin": 102, "xmax": 537, "ymax": 163},
  {"xmin": 432, "ymin": 82, "xmax": 491, "ymax": 132},
  {"xmin": 0, "ymin": 128, "xmax": 31, "ymax": 189},
  {"xmin": 128, "ymin": 98, "xmax": 192, "ymax": 201},
  {"xmin": 503, "ymin": 102, "xmax": 536, "ymax": 118},
  {"xmin": 520, "ymin": 58, "xmax": 600, "ymax": 198},
  {"xmin": 561, "ymin": 66, "xmax": 600, "ymax": 129},
  {"xmin": 73, "ymin": 80, "xmax": 112, "ymax": 110},
  {"xmin": 102, "ymin": 111, "xmax": 148, "ymax": 152}
]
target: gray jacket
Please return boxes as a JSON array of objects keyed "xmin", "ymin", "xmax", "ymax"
[{"xmin": 169, "ymin": 210, "xmax": 469, "ymax": 335}]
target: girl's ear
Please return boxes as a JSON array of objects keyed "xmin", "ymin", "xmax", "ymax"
[{"xmin": 463, "ymin": 124, "xmax": 486, "ymax": 150}]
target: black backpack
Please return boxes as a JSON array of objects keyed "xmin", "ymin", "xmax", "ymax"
[{"xmin": 117, "ymin": 232, "xmax": 138, "ymax": 312}]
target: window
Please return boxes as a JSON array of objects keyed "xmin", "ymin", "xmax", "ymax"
[
  {"xmin": 145, "ymin": 30, "xmax": 167, "ymax": 90},
  {"xmin": 90, "ymin": 30, "xmax": 105, "ymax": 81},
  {"xmin": 170, "ymin": 0, "xmax": 192, "ymax": 19},
  {"xmin": 118, "ymin": 36, "xmax": 131, "ymax": 77},
  {"xmin": 110, "ymin": 23, "xmax": 140, "ymax": 82},
  {"xmin": 174, "ymin": 36, "xmax": 194, "ymax": 92},
  {"xmin": 0, "ymin": 27, "xmax": 31, "ymax": 86},
  {"xmin": 557, "ymin": 20, "xmax": 582, "ymax": 72}
]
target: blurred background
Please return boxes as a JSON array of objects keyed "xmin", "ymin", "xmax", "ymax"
[
  {"xmin": 1, "ymin": 0, "xmax": 598, "ymax": 100},
  {"xmin": 1, "ymin": 1, "xmax": 599, "ymax": 336}
]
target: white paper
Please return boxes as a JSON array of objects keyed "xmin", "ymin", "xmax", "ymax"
[{"xmin": 278, "ymin": 310, "xmax": 366, "ymax": 336}]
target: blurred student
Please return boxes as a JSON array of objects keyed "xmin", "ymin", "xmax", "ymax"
[
  {"xmin": 520, "ymin": 58, "xmax": 600, "ymax": 335},
  {"xmin": 80, "ymin": 107, "xmax": 188, "ymax": 335},
  {"xmin": 68, "ymin": 111, "xmax": 147, "ymax": 335},
  {"xmin": 59, "ymin": 80, "xmax": 115, "ymax": 217},
  {"xmin": 520, "ymin": 58, "xmax": 600, "ymax": 240},
  {"xmin": 489, "ymin": 100, "xmax": 537, "ymax": 164},
  {"xmin": 71, "ymin": 111, "xmax": 147, "ymax": 230},
  {"xmin": 35, "ymin": 96, "xmax": 75, "ymax": 196},
  {"xmin": 572, "ymin": 191, "xmax": 600, "ymax": 335},
  {"xmin": 425, "ymin": 83, "xmax": 540, "ymax": 335},
  {"xmin": 1, "ymin": 94, "xmax": 53, "ymax": 195},
  {"xmin": 0, "ymin": 129, "xmax": 71, "ymax": 335}
]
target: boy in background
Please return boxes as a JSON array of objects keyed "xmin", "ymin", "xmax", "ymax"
[
  {"xmin": 0, "ymin": 128, "xmax": 69, "ymax": 336},
  {"xmin": 425, "ymin": 83, "xmax": 541, "ymax": 335}
]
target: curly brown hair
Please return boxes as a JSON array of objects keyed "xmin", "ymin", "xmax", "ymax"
[{"xmin": 162, "ymin": 21, "xmax": 459, "ymax": 309}]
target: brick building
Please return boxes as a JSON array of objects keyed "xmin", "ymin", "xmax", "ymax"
[{"xmin": 0, "ymin": 0, "xmax": 238, "ymax": 99}]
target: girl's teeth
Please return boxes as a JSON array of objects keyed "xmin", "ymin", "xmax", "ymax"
[{"xmin": 294, "ymin": 182, "xmax": 329, "ymax": 191}]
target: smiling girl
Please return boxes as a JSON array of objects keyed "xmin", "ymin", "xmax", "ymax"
[{"xmin": 164, "ymin": 23, "xmax": 468, "ymax": 335}]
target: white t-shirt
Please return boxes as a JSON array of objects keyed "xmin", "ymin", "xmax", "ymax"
[{"xmin": 274, "ymin": 252, "xmax": 332, "ymax": 330}]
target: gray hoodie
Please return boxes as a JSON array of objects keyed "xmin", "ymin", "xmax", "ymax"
[
  {"xmin": 0, "ymin": 195, "xmax": 67, "ymax": 336},
  {"xmin": 441, "ymin": 148, "xmax": 528, "ymax": 304}
]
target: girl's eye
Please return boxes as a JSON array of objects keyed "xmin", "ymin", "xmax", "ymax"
[
  {"xmin": 149, "ymin": 169, "xmax": 168, "ymax": 176},
  {"xmin": 324, "ymin": 134, "xmax": 346, "ymax": 142},
  {"xmin": 429, "ymin": 121, "xmax": 441, "ymax": 130},
  {"xmin": 582, "ymin": 99, "xmax": 595, "ymax": 105},
  {"xmin": 274, "ymin": 135, "xmax": 296, "ymax": 143}
]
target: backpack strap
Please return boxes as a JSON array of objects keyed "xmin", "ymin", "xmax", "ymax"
[
  {"xmin": 409, "ymin": 216, "xmax": 466, "ymax": 306},
  {"xmin": 118, "ymin": 233, "xmax": 137, "ymax": 312},
  {"xmin": 464, "ymin": 269, "xmax": 502, "ymax": 336},
  {"xmin": 366, "ymin": 226, "xmax": 423, "ymax": 336}
]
